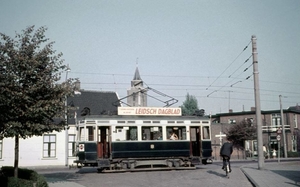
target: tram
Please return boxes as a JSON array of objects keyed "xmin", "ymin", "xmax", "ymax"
[{"xmin": 74, "ymin": 107, "xmax": 213, "ymax": 172}]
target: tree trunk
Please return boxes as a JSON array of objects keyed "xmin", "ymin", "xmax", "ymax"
[{"xmin": 14, "ymin": 135, "xmax": 19, "ymax": 178}]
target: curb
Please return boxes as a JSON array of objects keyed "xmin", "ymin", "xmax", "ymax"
[{"xmin": 240, "ymin": 167, "xmax": 258, "ymax": 187}]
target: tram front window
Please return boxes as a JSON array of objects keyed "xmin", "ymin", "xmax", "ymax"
[
  {"xmin": 202, "ymin": 126, "xmax": 210, "ymax": 139},
  {"xmin": 79, "ymin": 126, "xmax": 94, "ymax": 141},
  {"xmin": 87, "ymin": 126, "xmax": 94, "ymax": 141},
  {"xmin": 142, "ymin": 126, "xmax": 162, "ymax": 140}
]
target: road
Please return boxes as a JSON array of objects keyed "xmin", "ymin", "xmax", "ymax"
[{"xmin": 41, "ymin": 161, "xmax": 254, "ymax": 187}]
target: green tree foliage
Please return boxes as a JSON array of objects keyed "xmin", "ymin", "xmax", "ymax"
[
  {"xmin": 0, "ymin": 26, "xmax": 73, "ymax": 177},
  {"xmin": 180, "ymin": 93, "xmax": 200, "ymax": 116},
  {"xmin": 225, "ymin": 119, "xmax": 257, "ymax": 149}
]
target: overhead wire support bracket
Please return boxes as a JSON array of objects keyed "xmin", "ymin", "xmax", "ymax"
[{"xmin": 112, "ymin": 81, "xmax": 178, "ymax": 107}]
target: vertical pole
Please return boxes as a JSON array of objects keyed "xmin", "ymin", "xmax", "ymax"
[
  {"xmin": 65, "ymin": 95, "xmax": 68, "ymax": 166},
  {"xmin": 252, "ymin": 35, "xmax": 265, "ymax": 169},
  {"xmin": 278, "ymin": 141, "xmax": 280, "ymax": 163},
  {"xmin": 65, "ymin": 64, "xmax": 70, "ymax": 167},
  {"xmin": 228, "ymin": 91, "xmax": 230, "ymax": 111},
  {"xmin": 279, "ymin": 95, "xmax": 287, "ymax": 158}
]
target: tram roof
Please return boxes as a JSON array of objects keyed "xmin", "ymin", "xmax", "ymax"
[{"xmin": 77, "ymin": 115, "xmax": 210, "ymax": 121}]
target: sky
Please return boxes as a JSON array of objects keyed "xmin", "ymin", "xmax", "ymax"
[{"xmin": 1, "ymin": 0, "xmax": 299, "ymax": 115}]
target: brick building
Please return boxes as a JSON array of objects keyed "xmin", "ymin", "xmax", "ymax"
[{"xmin": 211, "ymin": 106, "xmax": 300, "ymax": 160}]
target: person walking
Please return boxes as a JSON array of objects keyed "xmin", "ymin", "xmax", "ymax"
[{"xmin": 220, "ymin": 139, "xmax": 233, "ymax": 172}]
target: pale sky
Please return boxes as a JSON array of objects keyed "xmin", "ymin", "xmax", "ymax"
[{"xmin": 1, "ymin": 0, "xmax": 299, "ymax": 115}]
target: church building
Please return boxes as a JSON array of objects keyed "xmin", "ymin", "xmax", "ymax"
[{"xmin": 126, "ymin": 67, "xmax": 147, "ymax": 107}]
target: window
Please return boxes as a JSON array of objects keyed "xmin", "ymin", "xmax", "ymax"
[
  {"xmin": 79, "ymin": 127, "xmax": 84, "ymax": 141},
  {"xmin": 87, "ymin": 126, "xmax": 94, "ymax": 141},
  {"xmin": 115, "ymin": 126, "xmax": 137, "ymax": 141},
  {"xmin": 68, "ymin": 134, "xmax": 76, "ymax": 157},
  {"xmin": 292, "ymin": 135, "xmax": 297, "ymax": 152},
  {"xmin": 142, "ymin": 126, "xmax": 162, "ymax": 140},
  {"xmin": 43, "ymin": 134, "xmax": 56, "ymax": 158},
  {"xmin": 228, "ymin": 119, "xmax": 236, "ymax": 124},
  {"xmin": 202, "ymin": 126, "xmax": 210, "ymax": 139},
  {"xmin": 0, "ymin": 140, "xmax": 2, "ymax": 159},
  {"xmin": 253, "ymin": 141, "xmax": 258, "ymax": 156},
  {"xmin": 272, "ymin": 114, "xmax": 281, "ymax": 126},
  {"xmin": 79, "ymin": 125, "xmax": 95, "ymax": 141},
  {"xmin": 166, "ymin": 126, "xmax": 186, "ymax": 140},
  {"xmin": 294, "ymin": 114, "xmax": 298, "ymax": 128}
]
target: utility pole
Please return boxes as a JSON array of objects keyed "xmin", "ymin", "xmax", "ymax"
[
  {"xmin": 252, "ymin": 35, "xmax": 264, "ymax": 169},
  {"xmin": 279, "ymin": 95, "xmax": 287, "ymax": 158},
  {"xmin": 65, "ymin": 64, "xmax": 70, "ymax": 167},
  {"xmin": 228, "ymin": 90, "xmax": 233, "ymax": 111}
]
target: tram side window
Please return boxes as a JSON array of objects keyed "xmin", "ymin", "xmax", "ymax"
[
  {"xmin": 115, "ymin": 126, "xmax": 137, "ymax": 141},
  {"xmin": 167, "ymin": 127, "xmax": 186, "ymax": 140},
  {"xmin": 79, "ymin": 126, "xmax": 94, "ymax": 141},
  {"xmin": 142, "ymin": 126, "xmax": 162, "ymax": 140},
  {"xmin": 202, "ymin": 126, "xmax": 210, "ymax": 139}
]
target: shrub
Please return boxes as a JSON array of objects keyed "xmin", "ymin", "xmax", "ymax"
[
  {"xmin": 0, "ymin": 166, "xmax": 48, "ymax": 187},
  {"xmin": 287, "ymin": 151, "xmax": 299, "ymax": 158}
]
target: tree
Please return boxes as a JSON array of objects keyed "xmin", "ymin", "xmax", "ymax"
[
  {"xmin": 225, "ymin": 119, "xmax": 257, "ymax": 149},
  {"xmin": 0, "ymin": 26, "xmax": 73, "ymax": 178},
  {"xmin": 180, "ymin": 93, "xmax": 201, "ymax": 116}
]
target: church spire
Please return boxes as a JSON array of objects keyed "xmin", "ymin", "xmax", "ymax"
[
  {"xmin": 133, "ymin": 66, "xmax": 142, "ymax": 80},
  {"xmin": 127, "ymin": 60, "xmax": 147, "ymax": 107},
  {"xmin": 133, "ymin": 58, "xmax": 141, "ymax": 80}
]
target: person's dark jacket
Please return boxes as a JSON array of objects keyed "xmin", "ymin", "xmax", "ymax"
[{"xmin": 220, "ymin": 142, "xmax": 233, "ymax": 157}]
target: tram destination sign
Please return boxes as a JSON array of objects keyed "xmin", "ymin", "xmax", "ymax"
[{"xmin": 118, "ymin": 107, "xmax": 182, "ymax": 116}]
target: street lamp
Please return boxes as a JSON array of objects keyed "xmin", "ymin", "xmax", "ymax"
[{"xmin": 65, "ymin": 64, "xmax": 70, "ymax": 166}]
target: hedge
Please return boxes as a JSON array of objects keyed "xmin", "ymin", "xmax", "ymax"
[
  {"xmin": 287, "ymin": 151, "xmax": 300, "ymax": 158},
  {"xmin": 0, "ymin": 166, "xmax": 48, "ymax": 187}
]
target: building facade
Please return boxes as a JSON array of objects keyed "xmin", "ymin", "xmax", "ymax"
[
  {"xmin": 211, "ymin": 107, "xmax": 300, "ymax": 159},
  {"xmin": 0, "ymin": 89, "xmax": 120, "ymax": 167}
]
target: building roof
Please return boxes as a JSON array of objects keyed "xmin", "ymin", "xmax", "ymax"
[
  {"xmin": 67, "ymin": 90, "xmax": 120, "ymax": 124},
  {"xmin": 288, "ymin": 104, "xmax": 300, "ymax": 112},
  {"xmin": 212, "ymin": 108, "xmax": 300, "ymax": 118}
]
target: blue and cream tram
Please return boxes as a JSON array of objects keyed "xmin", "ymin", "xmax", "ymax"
[{"xmin": 74, "ymin": 107, "xmax": 213, "ymax": 172}]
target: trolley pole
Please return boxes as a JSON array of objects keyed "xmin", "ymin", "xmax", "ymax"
[{"xmin": 252, "ymin": 35, "xmax": 264, "ymax": 169}]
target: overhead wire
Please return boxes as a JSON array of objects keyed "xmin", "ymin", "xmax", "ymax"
[
  {"xmin": 228, "ymin": 55, "xmax": 252, "ymax": 78},
  {"xmin": 206, "ymin": 42, "xmax": 254, "ymax": 97},
  {"xmin": 82, "ymin": 82, "xmax": 299, "ymax": 106},
  {"xmin": 71, "ymin": 49, "xmax": 299, "ymax": 105},
  {"xmin": 205, "ymin": 40, "xmax": 252, "ymax": 90}
]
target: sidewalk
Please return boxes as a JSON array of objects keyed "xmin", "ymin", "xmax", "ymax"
[{"xmin": 241, "ymin": 160, "xmax": 300, "ymax": 187}]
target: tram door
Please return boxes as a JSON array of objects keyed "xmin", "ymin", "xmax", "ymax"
[
  {"xmin": 190, "ymin": 127, "xmax": 201, "ymax": 157},
  {"xmin": 97, "ymin": 126, "xmax": 110, "ymax": 158}
]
